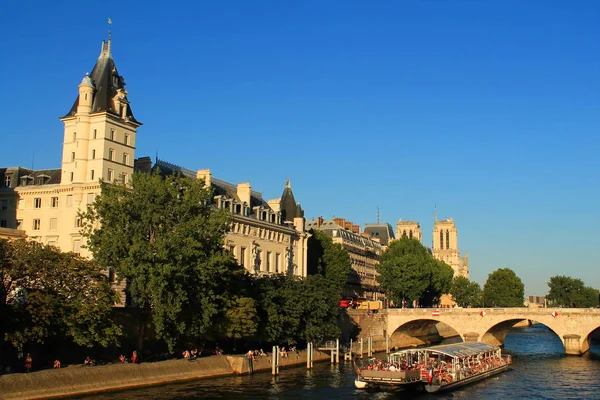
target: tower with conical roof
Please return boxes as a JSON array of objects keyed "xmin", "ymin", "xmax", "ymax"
[{"xmin": 60, "ymin": 39, "xmax": 142, "ymax": 186}]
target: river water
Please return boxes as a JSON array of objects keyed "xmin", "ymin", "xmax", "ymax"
[{"xmin": 76, "ymin": 325, "xmax": 600, "ymax": 399}]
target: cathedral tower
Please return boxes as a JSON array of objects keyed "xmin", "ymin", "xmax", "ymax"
[{"xmin": 432, "ymin": 216, "xmax": 468, "ymax": 278}]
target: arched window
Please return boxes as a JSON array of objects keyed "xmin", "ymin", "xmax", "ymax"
[
  {"xmin": 439, "ymin": 231, "xmax": 443, "ymax": 249},
  {"xmin": 446, "ymin": 230, "xmax": 450, "ymax": 249},
  {"xmin": 409, "ymin": 230, "xmax": 413, "ymax": 239},
  {"xmin": 403, "ymin": 230, "xmax": 407, "ymax": 237}
]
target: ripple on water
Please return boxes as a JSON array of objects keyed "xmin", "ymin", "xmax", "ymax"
[{"xmin": 73, "ymin": 327, "xmax": 600, "ymax": 400}]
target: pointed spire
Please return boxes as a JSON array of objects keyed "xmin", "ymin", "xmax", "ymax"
[
  {"xmin": 434, "ymin": 204, "xmax": 438, "ymax": 223},
  {"xmin": 79, "ymin": 72, "xmax": 93, "ymax": 88},
  {"xmin": 99, "ymin": 39, "xmax": 112, "ymax": 59},
  {"xmin": 285, "ymin": 178, "xmax": 291, "ymax": 189}
]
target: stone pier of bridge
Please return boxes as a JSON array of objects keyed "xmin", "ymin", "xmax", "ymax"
[{"xmin": 347, "ymin": 307, "xmax": 600, "ymax": 355}]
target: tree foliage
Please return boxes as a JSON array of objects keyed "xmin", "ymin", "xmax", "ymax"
[
  {"xmin": 80, "ymin": 170, "xmax": 240, "ymax": 351},
  {"xmin": 546, "ymin": 276, "xmax": 599, "ymax": 308},
  {"xmin": 482, "ymin": 268, "xmax": 524, "ymax": 307},
  {"xmin": 253, "ymin": 275, "xmax": 304, "ymax": 345},
  {"xmin": 450, "ymin": 276, "xmax": 482, "ymax": 307},
  {"xmin": 376, "ymin": 237, "xmax": 453, "ymax": 307},
  {"xmin": 0, "ymin": 239, "xmax": 121, "ymax": 351},
  {"xmin": 307, "ymin": 229, "xmax": 351, "ymax": 295},
  {"xmin": 252, "ymin": 274, "xmax": 340, "ymax": 346}
]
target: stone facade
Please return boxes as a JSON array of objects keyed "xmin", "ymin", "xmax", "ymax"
[
  {"xmin": 306, "ymin": 217, "xmax": 383, "ymax": 300},
  {"xmin": 395, "ymin": 219, "xmax": 422, "ymax": 243},
  {"xmin": 0, "ymin": 40, "xmax": 140, "ymax": 258},
  {"xmin": 0, "ymin": 37, "xmax": 308, "ymax": 284},
  {"xmin": 432, "ymin": 217, "xmax": 468, "ymax": 278},
  {"xmin": 150, "ymin": 161, "xmax": 309, "ymax": 277}
]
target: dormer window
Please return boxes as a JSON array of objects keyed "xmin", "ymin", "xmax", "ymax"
[
  {"xmin": 20, "ymin": 175, "xmax": 33, "ymax": 186},
  {"xmin": 234, "ymin": 203, "xmax": 242, "ymax": 214},
  {"xmin": 4, "ymin": 175, "xmax": 11, "ymax": 187}
]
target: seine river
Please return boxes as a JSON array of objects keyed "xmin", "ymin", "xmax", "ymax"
[{"xmin": 77, "ymin": 325, "xmax": 600, "ymax": 399}]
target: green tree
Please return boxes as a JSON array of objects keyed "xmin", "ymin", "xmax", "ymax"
[
  {"xmin": 222, "ymin": 296, "xmax": 258, "ymax": 351},
  {"xmin": 300, "ymin": 274, "xmax": 341, "ymax": 344},
  {"xmin": 80, "ymin": 170, "xmax": 239, "ymax": 351},
  {"xmin": 0, "ymin": 239, "xmax": 121, "ymax": 351},
  {"xmin": 307, "ymin": 229, "xmax": 351, "ymax": 294},
  {"xmin": 482, "ymin": 268, "xmax": 524, "ymax": 307},
  {"xmin": 420, "ymin": 259, "xmax": 454, "ymax": 307},
  {"xmin": 450, "ymin": 276, "xmax": 482, "ymax": 307},
  {"xmin": 254, "ymin": 275, "xmax": 304, "ymax": 346},
  {"xmin": 377, "ymin": 237, "xmax": 452, "ymax": 307},
  {"xmin": 547, "ymin": 276, "xmax": 599, "ymax": 308}
]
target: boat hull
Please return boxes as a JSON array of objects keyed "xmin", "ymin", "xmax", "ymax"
[
  {"xmin": 359, "ymin": 369, "xmax": 422, "ymax": 388},
  {"xmin": 423, "ymin": 364, "xmax": 510, "ymax": 393}
]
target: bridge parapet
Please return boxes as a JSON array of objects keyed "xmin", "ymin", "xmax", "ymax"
[{"xmin": 382, "ymin": 307, "xmax": 600, "ymax": 356}]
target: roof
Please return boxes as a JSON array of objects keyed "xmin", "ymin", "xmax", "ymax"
[
  {"xmin": 393, "ymin": 342, "xmax": 500, "ymax": 359},
  {"xmin": 363, "ymin": 223, "xmax": 395, "ymax": 245},
  {"xmin": 153, "ymin": 159, "xmax": 271, "ymax": 213},
  {"xmin": 0, "ymin": 167, "xmax": 61, "ymax": 188},
  {"xmin": 307, "ymin": 219, "xmax": 382, "ymax": 250},
  {"xmin": 279, "ymin": 179, "xmax": 304, "ymax": 221},
  {"xmin": 62, "ymin": 40, "xmax": 139, "ymax": 123}
]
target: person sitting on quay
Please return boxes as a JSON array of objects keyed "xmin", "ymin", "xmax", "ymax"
[
  {"xmin": 53, "ymin": 359, "xmax": 61, "ymax": 369},
  {"xmin": 131, "ymin": 350, "xmax": 138, "ymax": 364},
  {"xmin": 119, "ymin": 354, "xmax": 128, "ymax": 363},
  {"xmin": 84, "ymin": 356, "xmax": 95, "ymax": 366},
  {"xmin": 259, "ymin": 349, "xmax": 266, "ymax": 357},
  {"xmin": 24, "ymin": 353, "xmax": 33, "ymax": 373},
  {"xmin": 182, "ymin": 350, "xmax": 191, "ymax": 359}
]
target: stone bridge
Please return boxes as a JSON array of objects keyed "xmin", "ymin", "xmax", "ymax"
[{"xmin": 350, "ymin": 308, "xmax": 600, "ymax": 355}]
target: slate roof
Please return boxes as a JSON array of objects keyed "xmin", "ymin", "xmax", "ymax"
[
  {"xmin": 62, "ymin": 40, "xmax": 139, "ymax": 123},
  {"xmin": 306, "ymin": 219, "xmax": 382, "ymax": 250},
  {"xmin": 153, "ymin": 159, "xmax": 271, "ymax": 211},
  {"xmin": 0, "ymin": 167, "xmax": 61, "ymax": 188},
  {"xmin": 363, "ymin": 223, "xmax": 395, "ymax": 246},
  {"xmin": 279, "ymin": 179, "xmax": 304, "ymax": 221}
]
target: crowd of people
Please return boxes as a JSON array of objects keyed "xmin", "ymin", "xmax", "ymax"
[{"xmin": 363, "ymin": 353, "xmax": 509, "ymax": 386}]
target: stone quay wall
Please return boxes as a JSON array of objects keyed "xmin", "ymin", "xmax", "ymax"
[{"xmin": 0, "ymin": 350, "xmax": 331, "ymax": 400}]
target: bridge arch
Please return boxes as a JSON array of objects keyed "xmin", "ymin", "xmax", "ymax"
[
  {"xmin": 383, "ymin": 308, "xmax": 600, "ymax": 355},
  {"xmin": 580, "ymin": 324, "xmax": 600, "ymax": 355},
  {"xmin": 389, "ymin": 318, "xmax": 462, "ymax": 349}
]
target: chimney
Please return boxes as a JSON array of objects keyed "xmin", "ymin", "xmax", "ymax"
[
  {"xmin": 196, "ymin": 169, "xmax": 212, "ymax": 188},
  {"xmin": 317, "ymin": 216, "xmax": 323, "ymax": 227},
  {"xmin": 237, "ymin": 182, "xmax": 251, "ymax": 206}
]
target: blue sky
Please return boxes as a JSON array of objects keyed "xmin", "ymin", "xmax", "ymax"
[{"xmin": 2, "ymin": 1, "xmax": 599, "ymax": 296}]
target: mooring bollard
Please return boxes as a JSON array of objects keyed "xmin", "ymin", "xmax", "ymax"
[
  {"xmin": 360, "ymin": 337, "xmax": 364, "ymax": 359},
  {"xmin": 272, "ymin": 345, "xmax": 279, "ymax": 376},
  {"xmin": 386, "ymin": 334, "xmax": 389, "ymax": 354}
]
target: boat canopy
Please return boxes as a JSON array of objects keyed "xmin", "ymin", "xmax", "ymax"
[{"xmin": 423, "ymin": 342, "xmax": 500, "ymax": 358}]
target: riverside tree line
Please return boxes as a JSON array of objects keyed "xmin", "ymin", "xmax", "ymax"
[{"xmin": 1, "ymin": 171, "xmax": 598, "ymax": 364}]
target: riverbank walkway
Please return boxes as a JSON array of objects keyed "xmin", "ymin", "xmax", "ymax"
[{"xmin": 0, "ymin": 350, "xmax": 330, "ymax": 400}]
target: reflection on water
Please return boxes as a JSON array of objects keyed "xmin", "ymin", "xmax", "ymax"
[{"xmin": 75, "ymin": 325, "xmax": 600, "ymax": 400}]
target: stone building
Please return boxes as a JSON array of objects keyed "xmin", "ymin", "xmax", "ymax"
[
  {"xmin": 0, "ymin": 39, "xmax": 140, "ymax": 257},
  {"xmin": 432, "ymin": 216, "xmax": 469, "ymax": 278},
  {"xmin": 0, "ymin": 37, "xmax": 309, "ymax": 281},
  {"xmin": 147, "ymin": 160, "xmax": 309, "ymax": 277},
  {"xmin": 395, "ymin": 219, "xmax": 422, "ymax": 243},
  {"xmin": 306, "ymin": 217, "xmax": 383, "ymax": 300}
]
